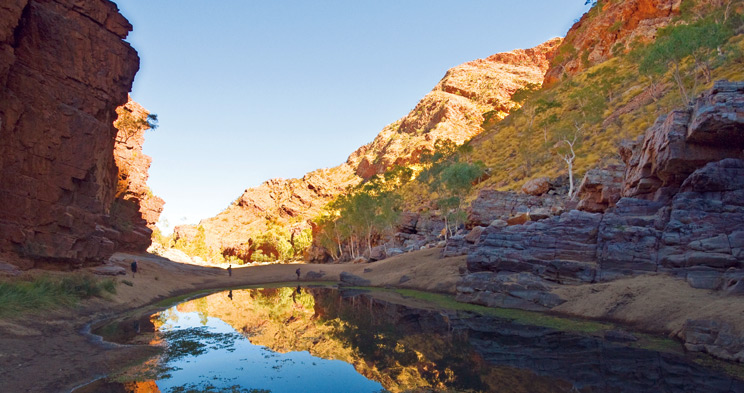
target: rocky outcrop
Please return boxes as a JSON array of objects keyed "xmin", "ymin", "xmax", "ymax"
[
  {"xmin": 623, "ymin": 81, "xmax": 744, "ymax": 201},
  {"xmin": 466, "ymin": 189, "xmax": 566, "ymax": 228},
  {"xmin": 111, "ymin": 99, "xmax": 164, "ymax": 252},
  {"xmin": 182, "ymin": 164, "xmax": 360, "ymax": 254},
  {"xmin": 576, "ymin": 165, "xmax": 624, "ymax": 213},
  {"xmin": 544, "ymin": 0, "xmax": 680, "ymax": 85},
  {"xmin": 521, "ymin": 177, "xmax": 551, "ymax": 196},
  {"xmin": 0, "ymin": 0, "xmax": 139, "ymax": 266},
  {"xmin": 677, "ymin": 319, "xmax": 744, "ymax": 363},
  {"xmin": 458, "ymin": 83, "xmax": 744, "ymax": 359},
  {"xmin": 347, "ymin": 38, "xmax": 562, "ymax": 179}
]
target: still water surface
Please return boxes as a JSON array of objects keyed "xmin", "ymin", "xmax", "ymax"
[{"xmin": 84, "ymin": 286, "xmax": 744, "ymax": 393}]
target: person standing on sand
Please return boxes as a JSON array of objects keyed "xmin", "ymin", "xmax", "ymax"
[
  {"xmin": 130, "ymin": 260, "xmax": 137, "ymax": 278},
  {"xmin": 227, "ymin": 264, "xmax": 232, "ymax": 277},
  {"xmin": 296, "ymin": 267, "xmax": 301, "ymax": 280}
]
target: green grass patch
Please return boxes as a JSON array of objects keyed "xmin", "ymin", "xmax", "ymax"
[
  {"xmin": 0, "ymin": 274, "xmax": 117, "ymax": 318},
  {"xmin": 363, "ymin": 287, "xmax": 611, "ymax": 334}
]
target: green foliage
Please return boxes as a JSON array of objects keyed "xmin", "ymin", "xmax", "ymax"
[
  {"xmin": 174, "ymin": 225, "xmax": 225, "ymax": 264},
  {"xmin": 292, "ymin": 228, "xmax": 313, "ymax": 257},
  {"xmin": 0, "ymin": 274, "xmax": 117, "ymax": 318},
  {"xmin": 151, "ymin": 226, "xmax": 174, "ymax": 249},
  {"xmin": 553, "ymin": 44, "xmax": 579, "ymax": 65},
  {"xmin": 510, "ymin": 83, "xmax": 541, "ymax": 104},
  {"xmin": 640, "ymin": 18, "xmax": 731, "ymax": 102},
  {"xmin": 314, "ymin": 172, "xmax": 403, "ymax": 260},
  {"xmin": 114, "ymin": 106, "xmax": 158, "ymax": 144}
]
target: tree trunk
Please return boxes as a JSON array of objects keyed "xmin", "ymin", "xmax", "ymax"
[{"xmin": 672, "ymin": 61, "xmax": 689, "ymax": 103}]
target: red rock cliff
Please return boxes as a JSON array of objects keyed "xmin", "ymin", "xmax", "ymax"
[
  {"xmin": 112, "ymin": 99, "xmax": 165, "ymax": 252},
  {"xmin": 184, "ymin": 39, "xmax": 562, "ymax": 260},
  {"xmin": 348, "ymin": 38, "xmax": 562, "ymax": 179},
  {"xmin": 544, "ymin": 0, "xmax": 680, "ymax": 85},
  {"xmin": 0, "ymin": 0, "xmax": 140, "ymax": 266}
]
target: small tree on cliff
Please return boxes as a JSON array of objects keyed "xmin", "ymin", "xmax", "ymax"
[
  {"xmin": 551, "ymin": 125, "xmax": 581, "ymax": 199},
  {"xmin": 114, "ymin": 106, "xmax": 159, "ymax": 144}
]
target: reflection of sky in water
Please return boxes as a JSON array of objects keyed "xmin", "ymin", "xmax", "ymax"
[{"xmin": 156, "ymin": 309, "xmax": 384, "ymax": 393}]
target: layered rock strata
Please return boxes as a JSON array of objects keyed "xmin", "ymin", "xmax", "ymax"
[
  {"xmin": 459, "ymin": 81, "xmax": 744, "ymax": 315},
  {"xmin": 0, "ymin": 0, "xmax": 142, "ymax": 265}
]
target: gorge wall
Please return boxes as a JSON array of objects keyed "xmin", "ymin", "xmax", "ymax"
[
  {"xmin": 544, "ymin": 0, "xmax": 681, "ymax": 85},
  {"xmin": 180, "ymin": 40, "xmax": 562, "ymax": 259},
  {"xmin": 112, "ymin": 99, "xmax": 165, "ymax": 252},
  {"xmin": 458, "ymin": 81, "xmax": 744, "ymax": 360},
  {"xmin": 0, "ymin": 0, "xmax": 154, "ymax": 267}
]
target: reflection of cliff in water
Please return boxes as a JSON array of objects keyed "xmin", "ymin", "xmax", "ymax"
[{"xmin": 179, "ymin": 288, "xmax": 743, "ymax": 393}]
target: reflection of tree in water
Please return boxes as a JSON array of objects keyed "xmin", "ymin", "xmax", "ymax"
[
  {"xmin": 161, "ymin": 288, "xmax": 574, "ymax": 393},
  {"xmin": 313, "ymin": 291, "xmax": 492, "ymax": 392},
  {"xmin": 194, "ymin": 297, "xmax": 209, "ymax": 326}
]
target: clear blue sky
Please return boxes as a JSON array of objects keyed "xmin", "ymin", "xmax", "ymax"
[{"xmin": 114, "ymin": 0, "xmax": 591, "ymax": 232}]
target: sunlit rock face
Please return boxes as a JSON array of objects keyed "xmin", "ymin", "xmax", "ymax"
[
  {"xmin": 544, "ymin": 0, "xmax": 681, "ymax": 85},
  {"xmin": 0, "ymin": 0, "xmax": 139, "ymax": 266},
  {"xmin": 347, "ymin": 38, "xmax": 562, "ymax": 179},
  {"xmin": 112, "ymin": 99, "xmax": 165, "ymax": 252},
  {"xmin": 188, "ymin": 39, "xmax": 562, "ymax": 258}
]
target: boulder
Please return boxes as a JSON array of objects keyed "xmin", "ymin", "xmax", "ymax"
[
  {"xmin": 507, "ymin": 213, "xmax": 530, "ymax": 226},
  {"xmin": 464, "ymin": 226, "xmax": 486, "ymax": 244},
  {"xmin": 521, "ymin": 177, "xmax": 551, "ymax": 196},
  {"xmin": 397, "ymin": 212, "xmax": 419, "ymax": 234},
  {"xmin": 576, "ymin": 165, "xmax": 624, "ymax": 213},
  {"xmin": 386, "ymin": 248, "xmax": 404, "ymax": 258},
  {"xmin": 339, "ymin": 272, "xmax": 371, "ymax": 287},
  {"xmin": 456, "ymin": 271, "xmax": 566, "ymax": 311},
  {"xmin": 91, "ymin": 265, "xmax": 126, "ymax": 276},
  {"xmin": 467, "ymin": 189, "xmax": 565, "ymax": 228},
  {"xmin": 305, "ymin": 270, "xmax": 326, "ymax": 280},
  {"xmin": 369, "ymin": 246, "xmax": 386, "ymax": 261},
  {"xmin": 677, "ymin": 320, "xmax": 744, "ymax": 363}
]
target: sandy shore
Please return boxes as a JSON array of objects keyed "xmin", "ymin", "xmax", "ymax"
[{"xmin": 0, "ymin": 248, "xmax": 741, "ymax": 392}]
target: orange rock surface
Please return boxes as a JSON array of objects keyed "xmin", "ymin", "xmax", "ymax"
[
  {"xmin": 544, "ymin": 0, "xmax": 680, "ymax": 85},
  {"xmin": 188, "ymin": 40, "xmax": 562, "ymax": 256},
  {"xmin": 112, "ymin": 99, "xmax": 165, "ymax": 252},
  {"xmin": 0, "ymin": 0, "xmax": 140, "ymax": 266}
]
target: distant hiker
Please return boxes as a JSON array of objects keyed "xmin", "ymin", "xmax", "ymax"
[
  {"xmin": 130, "ymin": 260, "xmax": 138, "ymax": 278},
  {"xmin": 227, "ymin": 264, "xmax": 232, "ymax": 277},
  {"xmin": 295, "ymin": 267, "xmax": 301, "ymax": 280}
]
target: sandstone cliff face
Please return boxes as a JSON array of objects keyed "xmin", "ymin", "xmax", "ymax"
[
  {"xmin": 183, "ymin": 164, "xmax": 360, "ymax": 252},
  {"xmin": 348, "ymin": 38, "xmax": 562, "ymax": 179},
  {"xmin": 0, "ymin": 0, "xmax": 139, "ymax": 266},
  {"xmin": 544, "ymin": 0, "xmax": 680, "ymax": 85},
  {"xmin": 112, "ymin": 99, "xmax": 164, "ymax": 252},
  {"xmin": 187, "ymin": 40, "xmax": 562, "ymax": 259}
]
